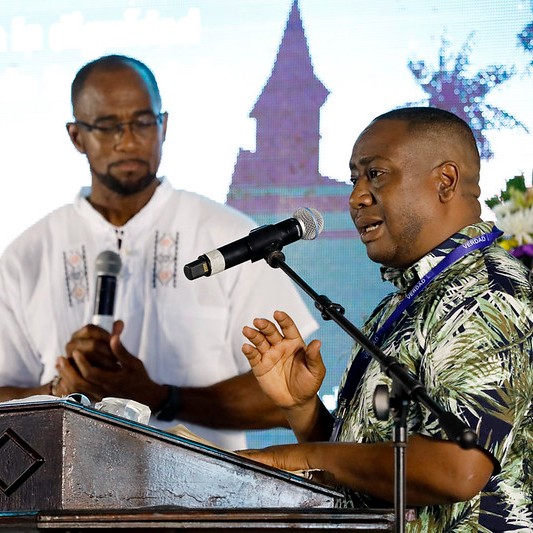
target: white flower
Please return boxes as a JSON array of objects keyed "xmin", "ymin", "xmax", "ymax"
[
  {"xmin": 497, "ymin": 206, "xmax": 533, "ymax": 245},
  {"xmin": 493, "ymin": 200, "xmax": 516, "ymax": 218}
]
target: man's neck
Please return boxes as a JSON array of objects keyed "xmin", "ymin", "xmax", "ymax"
[{"xmin": 88, "ymin": 179, "xmax": 160, "ymax": 227}]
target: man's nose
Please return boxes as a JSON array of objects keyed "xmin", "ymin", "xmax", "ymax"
[
  {"xmin": 349, "ymin": 178, "xmax": 373, "ymax": 209},
  {"xmin": 114, "ymin": 123, "xmax": 139, "ymax": 150}
]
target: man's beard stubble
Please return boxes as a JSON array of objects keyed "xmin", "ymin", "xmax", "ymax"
[{"xmin": 91, "ymin": 163, "xmax": 157, "ymax": 197}]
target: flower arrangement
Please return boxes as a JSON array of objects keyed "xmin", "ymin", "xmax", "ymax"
[{"xmin": 485, "ymin": 174, "xmax": 533, "ymax": 269}]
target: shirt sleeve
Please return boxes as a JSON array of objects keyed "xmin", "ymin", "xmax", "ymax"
[{"xmin": 0, "ymin": 250, "xmax": 44, "ymax": 387}]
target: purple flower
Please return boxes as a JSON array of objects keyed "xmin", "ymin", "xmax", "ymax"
[{"xmin": 510, "ymin": 243, "xmax": 533, "ymax": 258}]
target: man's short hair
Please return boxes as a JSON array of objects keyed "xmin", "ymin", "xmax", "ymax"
[
  {"xmin": 71, "ymin": 54, "xmax": 162, "ymax": 111},
  {"xmin": 374, "ymin": 106, "xmax": 480, "ymax": 162}
]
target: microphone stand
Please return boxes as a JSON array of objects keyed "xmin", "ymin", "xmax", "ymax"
[{"xmin": 264, "ymin": 250, "xmax": 477, "ymax": 533}]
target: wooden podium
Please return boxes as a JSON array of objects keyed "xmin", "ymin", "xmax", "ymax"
[{"xmin": 0, "ymin": 400, "xmax": 395, "ymax": 531}]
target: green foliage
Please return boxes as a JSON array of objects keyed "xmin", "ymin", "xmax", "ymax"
[{"xmin": 485, "ymin": 175, "xmax": 526, "ymax": 209}]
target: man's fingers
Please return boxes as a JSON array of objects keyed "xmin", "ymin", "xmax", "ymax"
[
  {"xmin": 242, "ymin": 323, "xmax": 279, "ymax": 353},
  {"xmin": 304, "ymin": 339, "xmax": 325, "ymax": 375},
  {"xmin": 305, "ymin": 339, "xmax": 322, "ymax": 361},
  {"xmin": 272, "ymin": 311, "xmax": 304, "ymax": 341},
  {"xmin": 251, "ymin": 317, "xmax": 285, "ymax": 345},
  {"xmin": 241, "ymin": 342, "xmax": 261, "ymax": 366},
  {"xmin": 70, "ymin": 349, "xmax": 98, "ymax": 377},
  {"xmin": 65, "ymin": 337, "xmax": 114, "ymax": 362},
  {"xmin": 112, "ymin": 320, "xmax": 124, "ymax": 336},
  {"xmin": 56, "ymin": 356, "xmax": 104, "ymax": 399},
  {"xmin": 69, "ymin": 324, "xmax": 111, "ymax": 342},
  {"xmin": 248, "ymin": 313, "xmax": 300, "ymax": 343},
  {"xmin": 109, "ymin": 327, "xmax": 131, "ymax": 367}
]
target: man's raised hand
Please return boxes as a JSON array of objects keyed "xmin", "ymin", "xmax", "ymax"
[{"xmin": 242, "ymin": 310, "xmax": 325, "ymax": 410}]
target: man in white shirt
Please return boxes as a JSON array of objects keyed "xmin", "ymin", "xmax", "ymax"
[{"xmin": 0, "ymin": 54, "xmax": 317, "ymax": 450}]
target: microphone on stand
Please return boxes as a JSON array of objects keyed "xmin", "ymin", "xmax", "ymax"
[
  {"xmin": 184, "ymin": 207, "xmax": 324, "ymax": 280},
  {"xmin": 92, "ymin": 251, "xmax": 122, "ymax": 332}
]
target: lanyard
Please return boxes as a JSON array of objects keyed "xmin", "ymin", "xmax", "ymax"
[{"xmin": 330, "ymin": 227, "xmax": 502, "ymax": 441}]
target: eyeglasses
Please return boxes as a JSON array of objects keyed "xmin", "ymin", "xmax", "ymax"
[{"xmin": 73, "ymin": 112, "xmax": 166, "ymax": 140}]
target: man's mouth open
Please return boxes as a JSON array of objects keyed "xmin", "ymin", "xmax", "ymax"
[{"xmin": 359, "ymin": 221, "xmax": 383, "ymax": 242}]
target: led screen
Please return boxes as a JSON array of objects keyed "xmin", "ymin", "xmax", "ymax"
[{"xmin": 0, "ymin": 0, "xmax": 531, "ymax": 447}]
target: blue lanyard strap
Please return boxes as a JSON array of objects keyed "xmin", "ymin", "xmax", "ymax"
[
  {"xmin": 371, "ymin": 227, "xmax": 502, "ymax": 347},
  {"xmin": 330, "ymin": 227, "xmax": 502, "ymax": 441}
]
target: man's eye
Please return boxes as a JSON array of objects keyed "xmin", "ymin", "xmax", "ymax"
[
  {"xmin": 350, "ymin": 176, "xmax": 358, "ymax": 187},
  {"xmin": 368, "ymin": 169, "xmax": 383, "ymax": 180},
  {"xmin": 95, "ymin": 122, "xmax": 118, "ymax": 132},
  {"xmin": 134, "ymin": 117, "xmax": 157, "ymax": 128}
]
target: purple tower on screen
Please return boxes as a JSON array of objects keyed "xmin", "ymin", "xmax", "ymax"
[
  {"xmin": 231, "ymin": 2, "xmax": 390, "ymax": 450},
  {"xmin": 227, "ymin": 0, "xmax": 351, "ymax": 221}
]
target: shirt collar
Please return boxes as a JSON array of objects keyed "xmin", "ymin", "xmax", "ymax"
[
  {"xmin": 380, "ymin": 221, "xmax": 495, "ymax": 291},
  {"xmin": 75, "ymin": 177, "xmax": 173, "ymax": 231}
]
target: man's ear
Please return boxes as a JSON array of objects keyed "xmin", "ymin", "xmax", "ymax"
[
  {"xmin": 65, "ymin": 122, "xmax": 87, "ymax": 154},
  {"xmin": 161, "ymin": 111, "xmax": 168, "ymax": 143},
  {"xmin": 437, "ymin": 162, "xmax": 460, "ymax": 203}
]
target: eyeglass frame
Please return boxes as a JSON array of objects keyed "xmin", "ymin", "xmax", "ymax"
[{"xmin": 70, "ymin": 111, "xmax": 167, "ymax": 139}]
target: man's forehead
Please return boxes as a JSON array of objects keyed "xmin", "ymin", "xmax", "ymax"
[
  {"xmin": 350, "ymin": 120, "xmax": 408, "ymax": 159},
  {"xmin": 75, "ymin": 70, "xmax": 156, "ymax": 115},
  {"xmin": 356, "ymin": 119, "xmax": 410, "ymax": 142}
]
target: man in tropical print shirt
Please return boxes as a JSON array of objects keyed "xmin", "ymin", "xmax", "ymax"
[{"xmin": 239, "ymin": 107, "xmax": 533, "ymax": 532}]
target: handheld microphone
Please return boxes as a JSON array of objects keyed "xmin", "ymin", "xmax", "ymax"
[
  {"xmin": 92, "ymin": 251, "xmax": 122, "ymax": 332},
  {"xmin": 184, "ymin": 207, "xmax": 324, "ymax": 280}
]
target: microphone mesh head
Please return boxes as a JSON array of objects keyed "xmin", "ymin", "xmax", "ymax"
[
  {"xmin": 293, "ymin": 207, "xmax": 324, "ymax": 240},
  {"xmin": 95, "ymin": 250, "xmax": 122, "ymax": 275}
]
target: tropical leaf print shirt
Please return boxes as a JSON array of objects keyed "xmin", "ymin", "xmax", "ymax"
[{"xmin": 336, "ymin": 222, "xmax": 533, "ymax": 532}]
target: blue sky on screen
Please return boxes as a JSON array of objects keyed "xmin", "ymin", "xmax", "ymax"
[{"xmin": 0, "ymin": 0, "xmax": 531, "ymax": 253}]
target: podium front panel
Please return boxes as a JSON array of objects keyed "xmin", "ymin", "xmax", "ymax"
[{"xmin": 0, "ymin": 401, "xmax": 340, "ymax": 512}]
